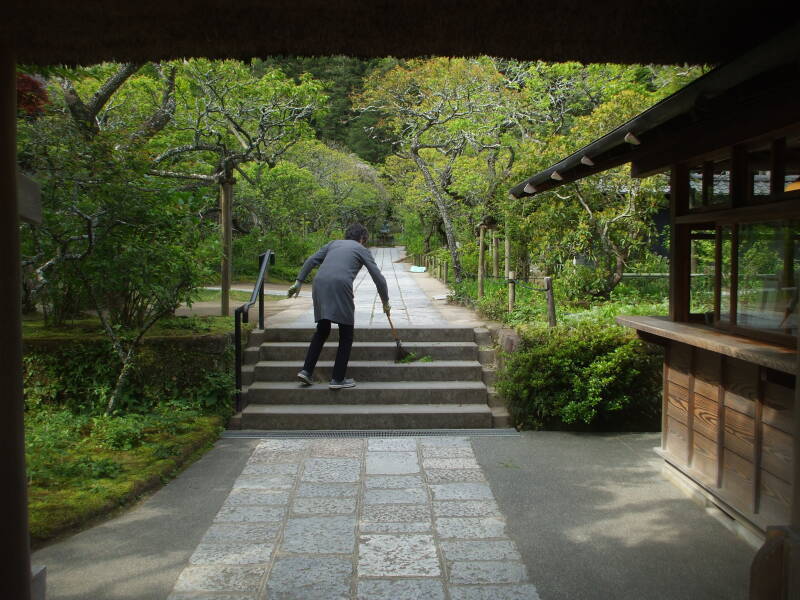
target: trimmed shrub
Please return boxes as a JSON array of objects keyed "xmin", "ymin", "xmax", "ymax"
[
  {"xmin": 497, "ymin": 321, "xmax": 663, "ymax": 431},
  {"xmin": 23, "ymin": 334, "xmax": 234, "ymax": 416}
]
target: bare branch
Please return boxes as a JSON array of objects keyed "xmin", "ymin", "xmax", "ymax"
[
  {"xmin": 132, "ymin": 65, "xmax": 177, "ymax": 141},
  {"xmin": 149, "ymin": 169, "xmax": 218, "ymax": 183}
]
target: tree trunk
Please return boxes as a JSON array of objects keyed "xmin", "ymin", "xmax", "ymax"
[
  {"xmin": 106, "ymin": 347, "xmax": 136, "ymax": 414},
  {"xmin": 410, "ymin": 150, "xmax": 464, "ymax": 281},
  {"xmin": 220, "ymin": 177, "xmax": 234, "ymax": 316},
  {"xmin": 504, "ymin": 231, "xmax": 511, "ymax": 279},
  {"xmin": 492, "ymin": 231, "xmax": 499, "ymax": 277}
]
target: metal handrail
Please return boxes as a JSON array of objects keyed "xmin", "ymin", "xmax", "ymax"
[{"xmin": 234, "ymin": 250, "xmax": 275, "ymax": 411}]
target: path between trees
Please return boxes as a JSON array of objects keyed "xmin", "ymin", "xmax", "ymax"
[{"xmin": 32, "ymin": 251, "xmax": 756, "ymax": 599}]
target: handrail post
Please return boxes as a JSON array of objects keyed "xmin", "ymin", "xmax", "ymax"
[
  {"xmin": 545, "ymin": 276, "xmax": 557, "ymax": 327},
  {"xmin": 508, "ymin": 271, "xmax": 516, "ymax": 313},
  {"xmin": 258, "ymin": 252, "xmax": 265, "ymax": 330},
  {"xmin": 234, "ymin": 308, "xmax": 242, "ymax": 411},
  {"xmin": 478, "ymin": 225, "xmax": 486, "ymax": 299}
]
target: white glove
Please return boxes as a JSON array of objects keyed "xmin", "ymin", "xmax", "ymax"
[{"xmin": 287, "ymin": 280, "xmax": 302, "ymax": 298}]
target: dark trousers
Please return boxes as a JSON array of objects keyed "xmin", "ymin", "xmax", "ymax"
[{"xmin": 302, "ymin": 319, "xmax": 354, "ymax": 381}]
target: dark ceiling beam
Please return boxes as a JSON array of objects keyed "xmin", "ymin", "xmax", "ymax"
[{"xmin": 7, "ymin": 1, "xmax": 800, "ymax": 66}]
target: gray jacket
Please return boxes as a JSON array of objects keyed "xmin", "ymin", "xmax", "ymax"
[{"xmin": 296, "ymin": 239, "xmax": 389, "ymax": 325}]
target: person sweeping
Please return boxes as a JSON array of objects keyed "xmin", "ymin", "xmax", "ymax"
[{"xmin": 288, "ymin": 223, "xmax": 390, "ymax": 389}]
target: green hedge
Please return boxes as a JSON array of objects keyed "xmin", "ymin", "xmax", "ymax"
[
  {"xmin": 497, "ymin": 321, "xmax": 663, "ymax": 431},
  {"xmin": 23, "ymin": 334, "xmax": 234, "ymax": 416}
]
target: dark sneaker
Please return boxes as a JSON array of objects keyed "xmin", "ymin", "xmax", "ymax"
[
  {"xmin": 297, "ymin": 370, "xmax": 313, "ymax": 386},
  {"xmin": 329, "ymin": 378, "xmax": 356, "ymax": 390}
]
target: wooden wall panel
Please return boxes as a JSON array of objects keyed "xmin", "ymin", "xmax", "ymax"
[
  {"xmin": 762, "ymin": 381, "xmax": 794, "ymax": 433},
  {"xmin": 692, "ymin": 431, "xmax": 718, "ymax": 485},
  {"xmin": 761, "ymin": 423, "xmax": 793, "ymax": 483},
  {"xmin": 658, "ymin": 340, "xmax": 794, "ymax": 532},
  {"xmin": 667, "ymin": 342, "xmax": 691, "ymax": 388},
  {"xmin": 693, "ymin": 393, "xmax": 719, "ymax": 441},
  {"xmin": 666, "ymin": 416, "xmax": 690, "ymax": 466},
  {"xmin": 723, "ymin": 358, "xmax": 759, "ymax": 411},
  {"xmin": 724, "ymin": 408, "xmax": 755, "ymax": 459},
  {"xmin": 667, "ymin": 384, "xmax": 689, "ymax": 425},
  {"xmin": 758, "ymin": 470, "xmax": 792, "ymax": 526},
  {"xmin": 721, "ymin": 449, "xmax": 755, "ymax": 513},
  {"xmin": 694, "ymin": 349, "xmax": 721, "ymax": 391}
]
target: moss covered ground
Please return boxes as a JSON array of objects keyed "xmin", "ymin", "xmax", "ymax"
[
  {"xmin": 22, "ymin": 314, "xmax": 241, "ymax": 547},
  {"xmin": 27, "ymin": 410, "xmax": 223, "ymax": 548}
]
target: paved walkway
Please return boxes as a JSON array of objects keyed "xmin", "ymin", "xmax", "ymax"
[{"xmin": 168, "ymin": 436, "xmax": 537, "ymax": 599}]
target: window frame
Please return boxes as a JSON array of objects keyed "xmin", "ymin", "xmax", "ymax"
[{"xmin": 671, "ymin": 132, "xmax": 800, "ymax": 347}]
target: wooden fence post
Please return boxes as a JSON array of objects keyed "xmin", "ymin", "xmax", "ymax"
[
  {"xmin": 443, "ymin": 260, "xmax": 448, "ymax": 284},
  {"xmin": 545, "ymin": 276, "xmax": 557, "ymax": 327},
  {"xmin": 478, "ymin": 225, "xmax": 486, "ymax": 298},
  {"xmin": 508, "ymin": 270, "xmax": 516, "ymax": 313}
]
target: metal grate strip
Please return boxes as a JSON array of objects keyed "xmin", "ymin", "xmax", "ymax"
[{"xmin": 222, "ymin": 429, "xmax": 520, "ymax": 439}]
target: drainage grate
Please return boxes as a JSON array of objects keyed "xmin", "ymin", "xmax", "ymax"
[{"xmin": 222, "ymin": 429, "xmax": 520, "ymax": 439}]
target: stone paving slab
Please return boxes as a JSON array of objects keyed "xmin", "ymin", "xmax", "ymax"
[{"xmin": 167, "ymin": 436, "xmax": 539, "ymax": 599}]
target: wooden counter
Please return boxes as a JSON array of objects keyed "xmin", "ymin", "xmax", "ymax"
[
  {"xmin": 618, "ymin": 315, "xmax": 795, "ymax": 532},
  {"xmin": 616, "ymin": 316, "xmax": 796, "ymax": 374}
]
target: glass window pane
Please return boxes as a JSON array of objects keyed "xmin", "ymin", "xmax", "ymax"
[
  {"xmin": 689, "ymin": 167, "xmax": 704, "ymax": 209},
  {"xmin": 748, "ymin": 144, "xmax": 772, "ymax": 201},
  {"xmin": 737, "ymin": 221, "xmax": 800, "ymax": 335},
  {"xmin": 689, "ymin": 160, "xmax": 730, "ymax": 209},
  {"xmin": 690, "ymin": 231, "xmax": 715, "ymax": 320},
  {"xmin": 719, "ymin": 226, "xmax": 732, "ymax": 323},
  {"xmin": 708, "ymin": 160, "xmax": 731, "ymax": 206}
]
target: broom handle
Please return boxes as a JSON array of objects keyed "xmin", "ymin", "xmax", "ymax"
[{"xmin": 386, "ymin": 313, "xmax": 400, "ymax": 341}]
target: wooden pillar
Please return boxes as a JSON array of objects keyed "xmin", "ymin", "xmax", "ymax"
[
  {"xmin": 478, "ymin": 226, "xmax": 486, "ymax": 299},
  {"xmin": 492, "ymin": 231, "xmax": 499, "ymax": 278},
  {"xmin": 545, "ymin": 276, "xmax": 557, "ymax": 327},
  {"xmin": 0, "ymin": 47, "xmax": 33, "ymax": 599},
  {"xmin": 220, "ymin": 177, "xmax": 233, "ymax": 317},
  {"xmin": 669, "ymin": 164, "xmax": 690, "ymax": 321}
]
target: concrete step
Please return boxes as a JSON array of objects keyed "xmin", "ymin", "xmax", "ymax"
[
  {"xmin": 259, "ymin": 341, "xmax": 478, "ymax": 362},
  {"xmin": 241, "ymin": 403, "xmax": 493, "ymax": 429},
  {"xmin": 487, "ymin": 388, "xmax": 505, "ymax": 408},
  {"xmin": 478, "ymin": 348, "xmax": 496, "ymax": 366},
  {"xmin": 491, "ymin": 406, "xmax": 512, "ymax": 428},
  {"xmin": 244, "ymin": 381, "xmax": 488, "ymax": 405},
  {"xmin": 254, "ymin": 360, "xmax": 483, "ymax": 382},
  {"xmin": 262, "ymin": 327, "xmax": 476, "ymax": 343}
]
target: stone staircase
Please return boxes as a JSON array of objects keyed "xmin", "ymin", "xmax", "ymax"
[{"xmin": 236, "ymin": 326, "xmax": 509, "ymax": 429}]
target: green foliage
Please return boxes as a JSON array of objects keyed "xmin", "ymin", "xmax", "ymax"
[
  {"xmin": 23, "ymin": 331, "xmax": 235, "ymax": 416},
  {"xmin": 497, "ymin": 322, "xmax": 663, "ymax": 431},
  {"xmin": 91, "ymin": 415, "xmax": 146, "ymax": 450},
  {"xmin": 256, "ymin": 56, "xmax": 397, "ymax": 163}
]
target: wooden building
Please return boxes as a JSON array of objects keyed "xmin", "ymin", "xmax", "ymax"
[{"xmin": 511, "ymin": 23, "xmax": 800, "ymax": 596}]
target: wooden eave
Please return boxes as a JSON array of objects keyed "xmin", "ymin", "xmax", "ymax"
[{"xmin": 510, "ymin": 22, "xmax": 800, "ymax": 198}]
